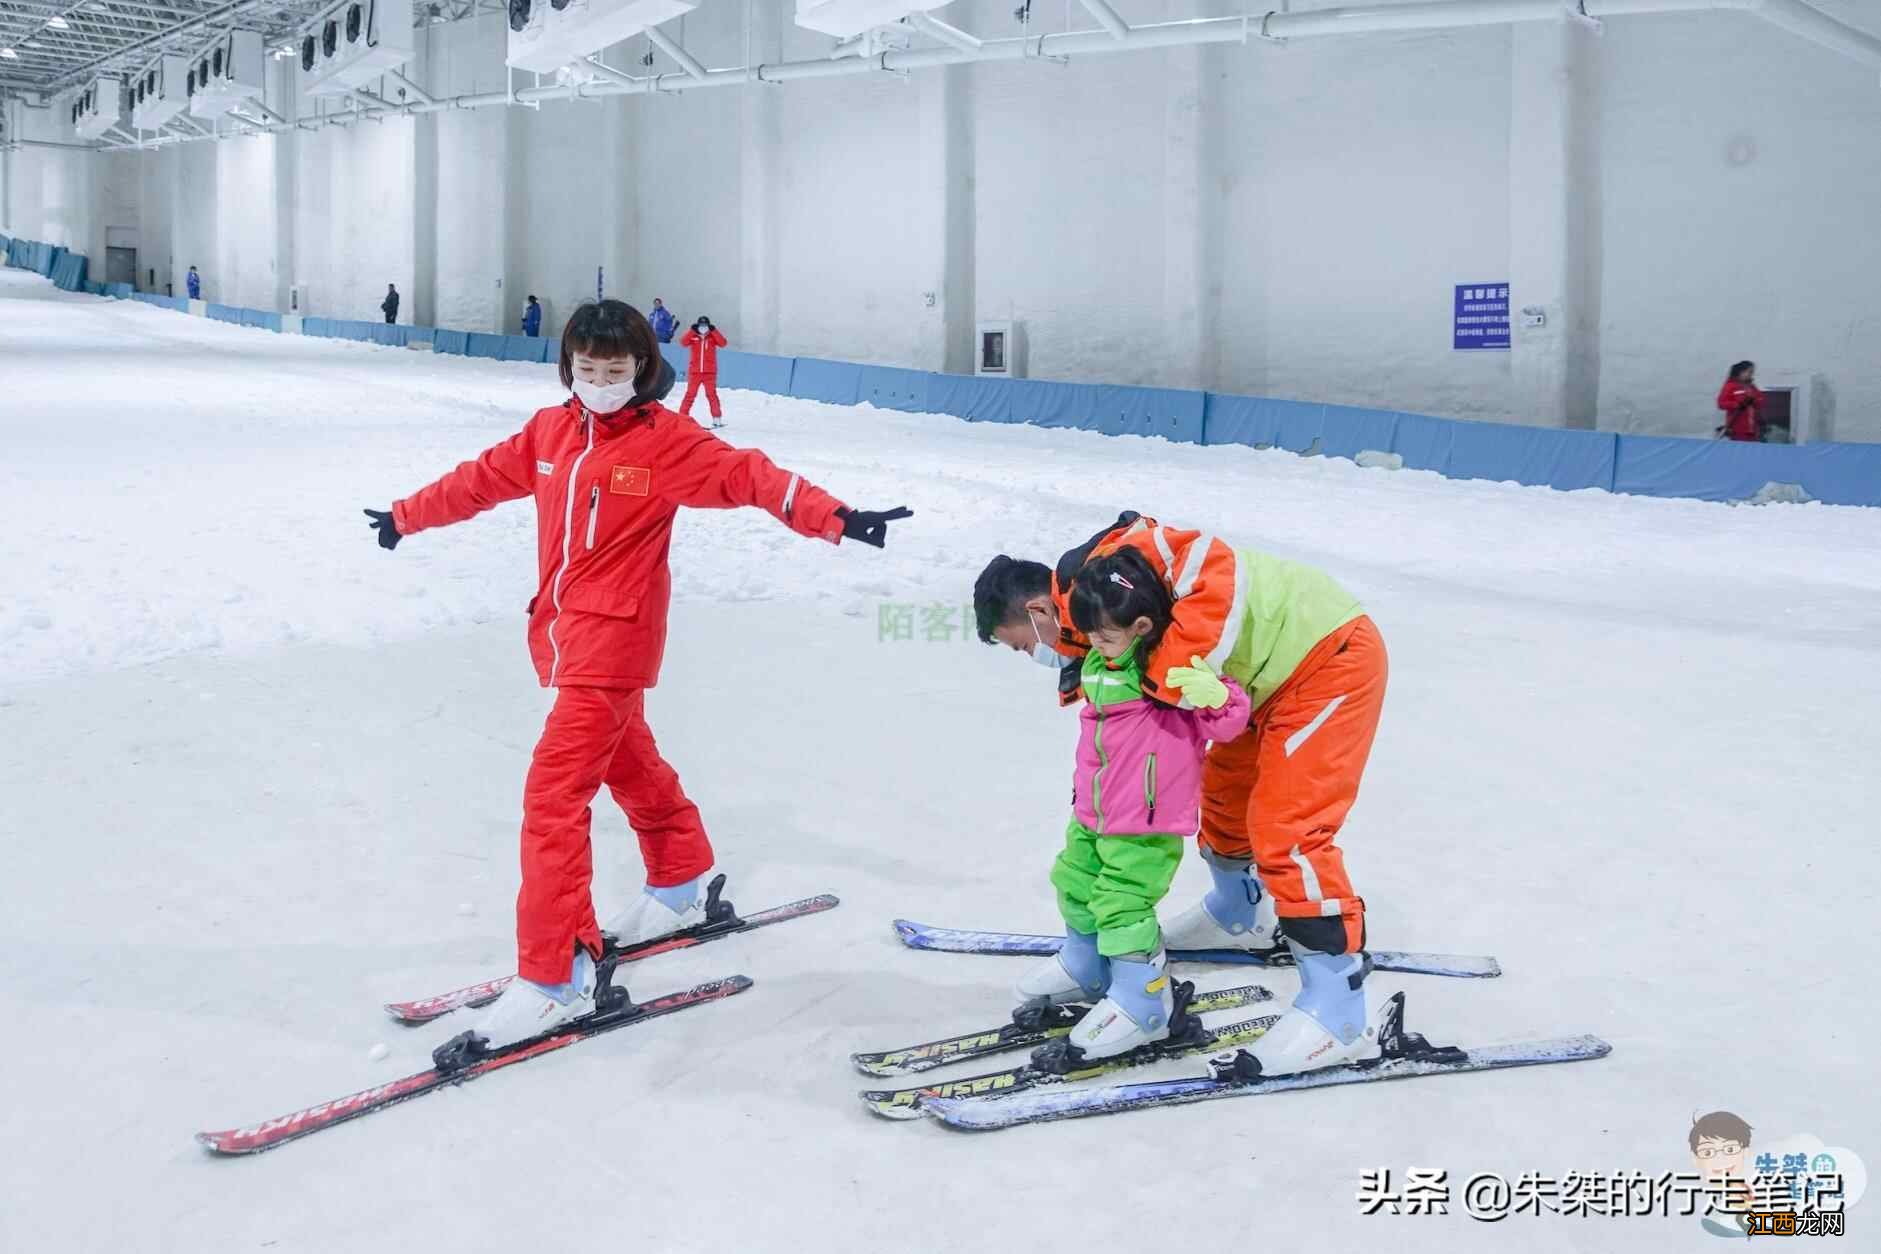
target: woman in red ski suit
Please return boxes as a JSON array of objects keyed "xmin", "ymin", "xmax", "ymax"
[
  {"xmin": 680, "ymin": 316, "xmax": 728, "ymax": 425},
  {"xmin": 363, "ymin": 301, "xmax": 910, "ymax": 1044},
  {"xmin": 1717, "ymin": 360, "xmax": 1764, "ymax": 442}
]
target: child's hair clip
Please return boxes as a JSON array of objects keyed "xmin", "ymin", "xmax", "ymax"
[{"xmin": 1109, "ymin": 571, "xmax": 1135, "ymax": 590}]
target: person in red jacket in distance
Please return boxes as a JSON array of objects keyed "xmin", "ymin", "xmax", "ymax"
[
  {"xmin": 1716, "ymin": 360, "xmax": 1764, "ymax": 442},
  {"xmin": 680, "ymin": 315, "xmax": 728, "ymax": 428},
  {"xmin": 362, "ymin": 300, "xmax": 911, "ymax": 1050}
]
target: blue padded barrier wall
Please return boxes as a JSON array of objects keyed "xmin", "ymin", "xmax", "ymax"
[
  {"xmin": 790, "ymin": 357, "xmax": 863, "ymax": 406},
  {"xmin": 544, "ymin": 337, "xmax": 560, "ymax": 365},
  {"xmin": 1428, "ymin": 419, "xmax": 1616, "ymax": 493},
  {"xmin": 1613, "ymin": 436, "xmax": 1881, "ymax": 506},
  {"xmin": 500, "ymin": 334, "xmax": 548, "ymax": 363},
  {"xmin": 34, "ymin": 269, "xmax": 1880, "ymax": 506},
  {"xmin": 858, "ymin": 365, "xmax": 931, "ymax": 413},
  {"xmin": 927, "ymin": 373, "xmax": 1014, "ymax": 422},
  {"xmin": 717, "ymin": 350, "xmax": 794, "ymax": 395}
]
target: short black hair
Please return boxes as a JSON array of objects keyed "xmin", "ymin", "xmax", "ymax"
[
  {"xmin": 559, "ymin": 300, "xmax": 660, "ymax": 392},
  {"xmin": 1068, "ymin": 548, "xmax": 1173, "ymax": 655},
  {"xmin": 1730, "ymin": 359, "xmax": 1755, "ymax": 380},
  {"xmin": 527, "ymin": 294, "xmax": 538, "ymax": 302},
  {"xmin": 973, "ymin": 556, "xmax": 1053, "ymax": 644}
]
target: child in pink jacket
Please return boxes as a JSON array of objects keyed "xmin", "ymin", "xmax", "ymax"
[{"xmin": 1014, "ymin": 547, "xmax": 1252, "ymax": 1063}]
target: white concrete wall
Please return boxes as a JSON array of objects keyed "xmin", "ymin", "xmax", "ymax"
[
  {"xmin": 1596, "ymin": 13, "xmax": 1881, "ymax": 442},
  {"xmin": 18, "ymin": 2, "xmax": 1881, "ymax": 440}
]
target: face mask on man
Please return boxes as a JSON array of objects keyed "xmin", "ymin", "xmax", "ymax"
[
  {"xmin": 1027, "ymin": 608, "xmax": 1063, "ymax": 669},
  {"xmin": 572, "ymin": 364, "xmax": 641, "ymax": 415}
]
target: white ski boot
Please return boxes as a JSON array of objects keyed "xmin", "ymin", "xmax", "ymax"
[
  {"xmin": 603, "ymin": 873, "xmax": 710, "ymax": 946},
  {"xmin": 1014, "ymin": 927, "xmax": 1110, "ymax": 1011},
  {"xmin": 469, "ymin": 947, "xmax": 598, "ymax": 1051},
  {"xmin": 1161, "ymin": 849, "xmax": 1281, "ymax": 955},
  {"xmin": 1062, "ymin": 950, "xmax": 1174, "ymax": 1062},
  {"xmin": 1243, "ymin": 944, "xmax": 1387, "ymax": 1077}
]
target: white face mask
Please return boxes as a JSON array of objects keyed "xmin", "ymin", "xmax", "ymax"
[
  {"xmin": 1027, "ymin": 609, "xmax": 1063, "ymax": 669},
  {"xmin": 572, "ymin": 367, "xmax": 640, "ymax": 416}
]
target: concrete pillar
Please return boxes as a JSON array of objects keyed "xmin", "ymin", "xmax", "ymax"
[
  {"xmin": 1508, "ymin": 16, "xmax": 1602, "ymax": 428},
  {"xmin": 914, "ymin": 64, "xmax": 975, "ymax": 375},
  {"xmin": 1161, "ymin": 42, "xmax": 1208, "ymax": 389},
  {"xmin": 737, "ymin": 0, "xmax": 782, "ymax": 354}
]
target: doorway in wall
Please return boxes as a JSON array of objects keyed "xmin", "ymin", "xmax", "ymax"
[
  {"xmin": 1760, "ymin": 388, "xmax": 1794, "ymax": 442},
  {"xmin": 106, "ymin": 247, "xmax": 138, "ymax": 287}
]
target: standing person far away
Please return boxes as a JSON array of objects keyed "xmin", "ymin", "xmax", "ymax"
[
  {"xmin": 522, "ymin": 295, "xmax": 542, "ymax": 338},
  {"xmin": 381, "ymin": 284, "xmax": 400, "ymax": 325},
  {"xmin": 361, "ymin": 299, "xmax": 912, "ymax": 1052},
  {"xmin": 1717, "ymin": 360, "xmax": 1764, "ymax": 442},
  {"xmin": 186, "ymin": 265, "xmax": 201, "ymax": 301},
  {"xmin": 648, "ymin": 298, "xmax": 676, "ymax": 344},
  {"xmin": 680, "ymin": 316, "xmax": 728, "ymax": 429}
]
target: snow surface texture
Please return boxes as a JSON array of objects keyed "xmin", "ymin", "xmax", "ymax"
[{"xmin": 2, "ymin": 267, "xmax": 1876, "ymax": 1250}]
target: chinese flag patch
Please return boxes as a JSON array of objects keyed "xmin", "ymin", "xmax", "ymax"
[{"xmin": 610, "ymin": 465, "xmax": 650, "ymax": 496}]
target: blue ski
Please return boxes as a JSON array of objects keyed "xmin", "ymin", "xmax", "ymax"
[{"xmin": 893, "ymin": 919, "xmax": 1501, "ymax": 979}]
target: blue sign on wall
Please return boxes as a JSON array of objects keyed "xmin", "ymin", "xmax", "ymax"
[{"xmin": 1453, "ymin": 283, "xmax": 1510, "ymax": 351}]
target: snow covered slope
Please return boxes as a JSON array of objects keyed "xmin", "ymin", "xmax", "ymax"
[{"xmin": 2, "ymin": 268, "xmax": 1875, "ymax": 1251}]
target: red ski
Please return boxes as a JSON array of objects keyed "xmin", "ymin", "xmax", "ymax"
[{"xmin": 199, "ymin": 974, "xmax": 752, "ymax": 1156}]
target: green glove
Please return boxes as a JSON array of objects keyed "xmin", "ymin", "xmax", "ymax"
[{"xmin": 1167, "ymin": 654, "xmax": 1229, "ymax": 709}]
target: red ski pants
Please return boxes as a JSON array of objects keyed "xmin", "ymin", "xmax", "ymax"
[
  {"xmin": 1198, "ymin": 616, "xmax": 1387, "ymax": 956},
  {"xmin": 680, "ymin": 374, "xmax": 722, "ymax": 419},
  {"xmin": 517, "ymin": 686, "xmax": 714, "ymax": 983}
]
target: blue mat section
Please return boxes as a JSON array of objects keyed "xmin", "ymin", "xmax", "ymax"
[
  {"xmin": 206, "ymin": 303, "xmax": 243, "ymax": 325},
  {"xmin": 241, "ymin": 308, "xmax": 282, "ymax": 332},
  {"xmin": 301, "ymin": 316, "xmax": 333, "ymax": 338},
  {"xmin": 717, "ymin": 350, "xmax": 794, "ymax": 395},
  {"xmin": 108, "ymin": 282, "xmax": 132, "ymax": 299},
  {"xmin": 500, "ymin": 334, "xmax": 548, "ymax": 363},
  {"xmin": 859, "ymin": 365, "xmax": 930, "ymax": 413},
  {"xmin": 433, "ymin": 329, "xmax": 468, "ymax": 356},
  {"xmin": 790, "ymin": 357, "xmax": 862, "ymax": 406},
  {"xmin": 544, "ymin": 337, "xmax": 560, "ymax": 365},
  {"xmin": 927, "ymin": 373, "xmax": 1014, "ymax": 422},
  {"xmin": 1613, "ymin": 436, "xmax": 1881, "ymax": 506},
  {"xmin": 368, "ymin": 324, "xmax": 407, "ymax": 347},
  {"xmin": 49, "ymin": 249, "xmax": 88, "ymax": 291},
  {"xmin": 1438, "ymin": 420, "xmax": 1616, "ymax": 492},
  {"xmin": 466, "ymin": 333, "xmax": 507, "ymax": 360}
]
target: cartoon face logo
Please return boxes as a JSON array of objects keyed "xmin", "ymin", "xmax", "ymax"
[{"xmin": 1690, "ymin": 1111, "xmax": 1753, "ymax": 1185}]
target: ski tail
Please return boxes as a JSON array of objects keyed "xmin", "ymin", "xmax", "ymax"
[{"xmin": 386, "ymin": 891, "xmax": 838, "ymax": 1023}]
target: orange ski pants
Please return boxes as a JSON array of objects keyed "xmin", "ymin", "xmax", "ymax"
[{"xmin": 1198, "ymin": 615, "xmax": 1387, "ymax": 955}]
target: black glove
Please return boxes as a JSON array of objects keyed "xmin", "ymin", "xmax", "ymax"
[
  {"xmin": 363, "ymin": 507, "xmax": 402, "ymax": 550},
  {"xmin": 838, "ymin": 505, "xmax": 912, "ymax": 548}
]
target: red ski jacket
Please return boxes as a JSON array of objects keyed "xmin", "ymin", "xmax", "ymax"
[
  {"xmin": 1717, "ymin": 379, "xmax": 1764, "ymax": 442},
  {"xmin": 682, "ymin": 326, "xmax": 727, "ymax": 377},
  {"xmin": 393, "ymin": 397, "xmax": 847, "ymax": 689}
]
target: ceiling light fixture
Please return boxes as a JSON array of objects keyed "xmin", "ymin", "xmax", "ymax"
[{"xmin": 49, "ymin": 16, "xmax": 71, "ymax": 28}]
